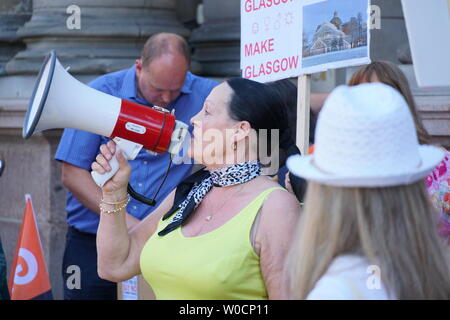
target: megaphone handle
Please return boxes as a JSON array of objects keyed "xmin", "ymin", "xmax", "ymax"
[
  {"xmin": 91, "ymin": 152, "xmax": 123, "ymax": 188},
  {"xmin": 91, "ymin": 138, "xmax": 143, "ymax": 188}
]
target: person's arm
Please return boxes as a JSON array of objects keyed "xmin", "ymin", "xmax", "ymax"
[
  {"xmin": 61, "ymin": 162, "xmax": 140, "ymax": 229},
  {"xmin": 284, "ymin": 172, "xmax": 293, "ymax": 194},
  {"xmin": 56, "ymin": 127, "xmax": 140, "ymax": 230},
  {"xmin": 255, "ymin": 189, "xmax": 301, "ymax": 299},
  {"xmin": 92, "ymin": 141, "xmax": 176, "ymax": 282}
]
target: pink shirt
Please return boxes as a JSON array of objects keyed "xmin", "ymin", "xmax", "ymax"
[{"xmin": 425, "ymin": 151, "xmax": 450, "ymax": 244}]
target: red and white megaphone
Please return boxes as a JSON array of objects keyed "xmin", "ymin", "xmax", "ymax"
[{"xmin": 23, "ymin": 50, "xmax": 189, "ymax": 187}]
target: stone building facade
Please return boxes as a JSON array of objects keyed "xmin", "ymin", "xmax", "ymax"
[{"xmin": 0, "ymin": 0, "xmax": 448, "ymax": 299}]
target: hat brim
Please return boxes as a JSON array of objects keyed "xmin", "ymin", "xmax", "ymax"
[{"xmin": 287, "ymin": 145, "xmax": 445, "ymax": 187}]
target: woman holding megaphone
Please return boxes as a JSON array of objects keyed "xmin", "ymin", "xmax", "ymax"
[{"xmin": 92, "ymin": 78, "xmax": 301, "ymax": 300}]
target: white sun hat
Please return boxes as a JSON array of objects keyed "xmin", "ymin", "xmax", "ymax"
[{"xmin": 287, "ymin": 82, "xmax": 445, "ymax": 187}]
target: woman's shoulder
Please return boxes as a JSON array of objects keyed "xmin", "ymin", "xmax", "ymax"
[
  {"xmin": 251, "ymin": 175, "xmax": 289, "ymax": 193},
  {"xmin": 252, "ymin": 176, "xmax": 299, "ymax": 206},
  {"xmin": 252, "ymin": 176, "xmax": 301, "ymax": 234}
]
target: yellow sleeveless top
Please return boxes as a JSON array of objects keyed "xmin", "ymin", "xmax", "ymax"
[{"xmin": 139, "ymin": 187, "xmax": 284, "ymax": 300}]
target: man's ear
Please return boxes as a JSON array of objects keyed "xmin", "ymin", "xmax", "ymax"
[{"xmin": 135, "ymin": 59, "xmax": 142, "ymax": 75}]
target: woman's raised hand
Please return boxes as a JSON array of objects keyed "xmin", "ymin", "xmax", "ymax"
[{"xmin": 91, "ymin": 140, "xmax": 131, "ymax": 201}]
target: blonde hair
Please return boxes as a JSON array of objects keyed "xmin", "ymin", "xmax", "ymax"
[
  {"xmin": 349, "ymin": 61, "xmax": 431, "ymax": 145},
  {"xmin": 288, "ymin": 180, "xmax": 450, "ymax": 299}
]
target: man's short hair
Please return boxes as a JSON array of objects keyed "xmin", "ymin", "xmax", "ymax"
[{"xmin": 141, "ymin": 33, "xmax": 190, "ymax": 68}]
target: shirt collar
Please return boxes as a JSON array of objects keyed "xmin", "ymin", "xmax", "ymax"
[
  {"xmin": 180, "ymin": 72, "xmax": 193, "ymax": 94},
  {"xmin": 120, "ymin": 65, "xmax": 140, "ymax": 101},
  {"xmin": 120, "ymin": 66, "xmax": 193, "ymax": 102}
]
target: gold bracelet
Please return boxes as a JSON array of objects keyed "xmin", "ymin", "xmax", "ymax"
[
  {"xmin": 100, "ymin": 195, "xmax": 129, "ymax": 205},
  {"xmin": 100, "ymin": 196, "xmax": 130, "ymax": 214}
]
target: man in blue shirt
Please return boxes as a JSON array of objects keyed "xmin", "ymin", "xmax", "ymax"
[{"xmin": 55, "ymin": 33, "xmax": 218, "ymax": 299}]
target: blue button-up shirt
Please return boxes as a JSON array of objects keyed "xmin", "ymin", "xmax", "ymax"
[{"xmin": 55, "ymin": 66, "xmax": 218, "ymax": 234}]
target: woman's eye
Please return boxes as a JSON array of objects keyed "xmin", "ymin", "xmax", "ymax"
[{"xmin": 204, "ymin": 109, "xmax": 210, "ymax": 115}]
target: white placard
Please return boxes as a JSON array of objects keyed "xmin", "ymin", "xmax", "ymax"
[
  {"xmin": 299, "ymin": 0, "xmax": 371, "ymax": 74},
  {"xmin": 240, "ymin": 0, "xmax": 302, "ymax": 83},
  {"xmin": 240, "ymin": 0, "xmax": 371, "ymax": 81},
  {"xmin": 121, "ymin": 276, "xmax": 138, "ymax": 300},
  {"xmin": 401, "ymin": 0, "xmax": 450, "ymax": 88}
]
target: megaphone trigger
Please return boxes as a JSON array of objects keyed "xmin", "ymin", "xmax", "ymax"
[
  {"xmin": 91, "ymin": 151, "xmax": 121, "ymax": 188},
  {"xmin": 90, "ymin": 138, "xmax": 143, "ymax": 187}
]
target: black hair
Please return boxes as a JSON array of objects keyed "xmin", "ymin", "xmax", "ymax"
[
  {"xmin": 265, "ymin": 79, "xmax": 317, "ymax": 203},
  {"xmin": 226, "ymin": 77, "xmax": 293, "ymax": 157},
  {"xmin": 266, "ymin": 79, "xmax": 317, "ymax": 146}
]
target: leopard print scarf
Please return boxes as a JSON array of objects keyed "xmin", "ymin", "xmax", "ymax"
[{"xmin": 158, "ymin": 160, "xmax": 262, "ymax": 236}]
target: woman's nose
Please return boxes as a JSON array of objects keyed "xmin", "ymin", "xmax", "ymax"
[{"xmin": 190, "ymin": 111, "xmax": 202, "ymax": 127}]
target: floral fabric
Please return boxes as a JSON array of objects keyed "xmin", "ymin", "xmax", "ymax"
[{"xmin": 426, "ymin": 152, "xmax": 450, "ymax": 244}]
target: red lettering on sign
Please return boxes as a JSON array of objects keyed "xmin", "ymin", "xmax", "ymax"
[
  {"xmin": 244, "ymin": 43, "xmax": 253, "ymax": 57},
  {"xmin": 244, "ymin": 0, "xmax": 291, "ymax": 13},
  {"xmin": 244, "ymin": 38, "xmax": 275, "ymax": 57},
  {"xmin": 243, "ymin": 55, "xmax": 299, "ymax": 79}
]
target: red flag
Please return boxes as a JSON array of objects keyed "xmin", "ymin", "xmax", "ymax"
[{"xmin": 8, "ymin": 195, "xmax": 52, "ymax": 300}]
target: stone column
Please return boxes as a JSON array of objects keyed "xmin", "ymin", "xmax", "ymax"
[
  {"xmin": 0, "ymin": 0, "xmax": 31, "ymax": 75},
  {"xmin": 398, "ymin": 46, "xmax": 450, "ymax": 149},
  {"xmin": 385, "ymin": 1, "xmax": 450, "ymax": 149},
  {"xmin": 0, "ymin": 127, "xmax": 67, "ymax": 300},
  {"xmin": 400, "ymin": 64, "xmax": 450, "ymax": 149},
  {"xmin": 190, "ymin": 0, "xmax": 240, "ymax": 77},
  {"xmin": 6, "ymin": 0, "xmax": 189, "ymax": 75},
  {"xmin": 176, "ymin": 0, "xmax": 202, "ymax": 30},
  {"xmin": 370, "ymin": 0, "xmax": 410, "ymax": 63},
  {"xmin": 0, "ymin": 0, "xmax": 189, "ymax": 300}
]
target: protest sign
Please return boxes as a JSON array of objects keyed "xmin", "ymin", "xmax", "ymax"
[
  {"xmin": 118, "ymin": 275, "xmax": 155, "ymax": 300},
  {"xmin": 240, "ymin": 0, "xmax": 302, "ymax": 83},
  {"xmin": 300, "ymin": 0, "xmax": 371, "ymax": 74},
  {"xmin": 401, "ymin": 0, "xmax": 450, "ymax": 88}
]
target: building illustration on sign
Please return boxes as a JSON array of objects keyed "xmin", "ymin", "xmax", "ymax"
[
  {"xmin": 304, "ymin": 11, "xmax": 367, "ymax": 57},
  {"xmin": 300, "ymin": 0, "xmax": 370, "ymax": 72}
]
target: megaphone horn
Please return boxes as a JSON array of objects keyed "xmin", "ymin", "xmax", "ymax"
[{"xmin": 23, "ymin": 50, "xmax": 189, "ymax": 187}]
